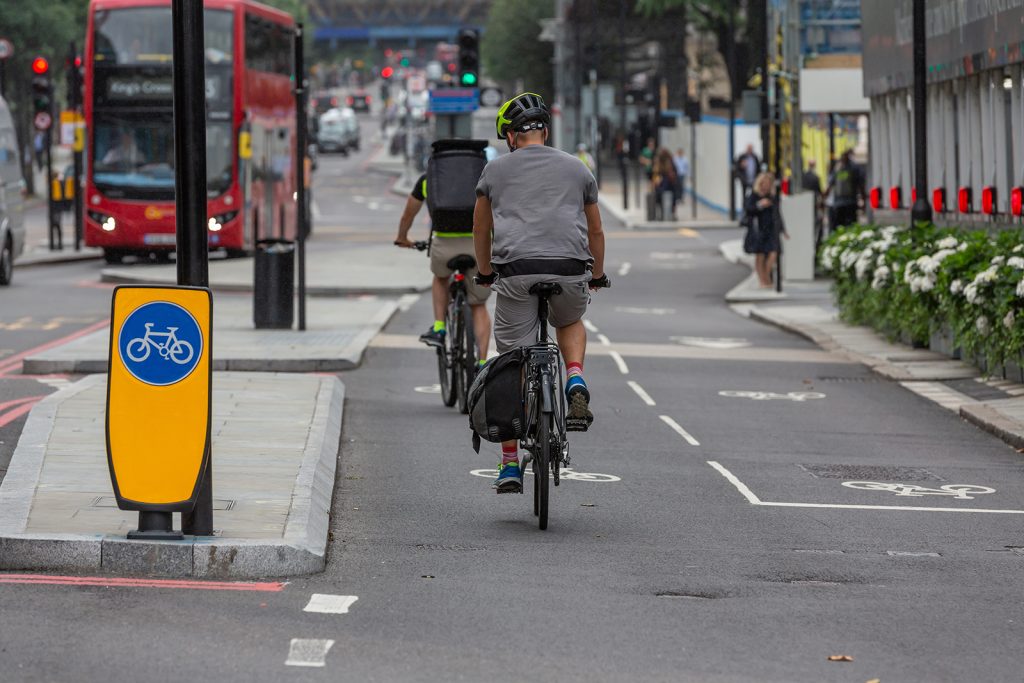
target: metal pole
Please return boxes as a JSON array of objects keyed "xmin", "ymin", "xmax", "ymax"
[
  {"xmin": 618, "ymin": 0, "xmax": 627, "ymax": 210},
  {"xmin": 727, "ymin": 9, "xmax": 737, "ymax": 220},
  {"xmin": 173, "ymin": 0, "xmax": 212, "ymax": 537},
  {"xmin": 574, "ymin": 3, "xmax": 583, "ymax": 147},
  {"xmin": 0, "ymin": 61, "xmax": 5, "ymax": 100},
  {"xmin": 757, "ymin": 0, "xmax": 770, "ymax": 167},
  {"xmin": 70, "ymin": 41, "xmax": 83, "ymax": 252},
  {"xmin": 910, "ymin": 0, "xmax": 932, "ymax": 223},
  {"xmin": 46, "ymin": 128, "xmax": 56, "ymax": 250},
  {"xmin": 295, "ymin": 23, "xmax": 307, "ymax": 332}
]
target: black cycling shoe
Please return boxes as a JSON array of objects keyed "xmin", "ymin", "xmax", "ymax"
[
  {"xmin": 566, "ymin": 385, "xmax": 594, "ymax": 432},
  {"xmin": 419, "ymin": 327, "xmax": 446, "ymax": 348}
]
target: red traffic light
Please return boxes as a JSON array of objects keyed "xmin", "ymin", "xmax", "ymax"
[
  {"xmin": 32, "ymin": 57, "xmax": 49, "ymax": 75},
  {"xmin": 381, "ymin": 66, "xmax": 394, "ymax": 79}
]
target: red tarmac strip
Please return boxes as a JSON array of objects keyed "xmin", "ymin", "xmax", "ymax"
[
  {"xmin": 0, "ymin": 574, "xmax": 287, "ymax": 591},
  {"xmin": 0, "ymin": 395, "xmax": 45, "ymax": 413},
  {"xmin": 0, "ymin": 400, "xmax": 42, "ymax": 429},
  {"xmin": 0, "ymin": 319, "xmax": 110, "ymax": 376}
]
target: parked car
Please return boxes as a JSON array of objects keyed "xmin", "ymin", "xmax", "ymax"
[
  {"xmin": 347, "ymin": 90, "xmax": 371, "ymax": 112},
  {"xmin": 0, "ymin": 95, "xmax": 25, "ymax": 285},
  {"xmin": 317, "ymin": 108, "xmax": 360, "ymax": 154}
]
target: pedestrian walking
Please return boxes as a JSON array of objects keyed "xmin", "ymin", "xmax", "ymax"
[
  {"xmin": 802, "ymin": 159, "xmax": 824, "ymax": 248},
  {"xmin": 734, "ymin": 144, "xmax": 760, "ymax": 198},
  {"xmin": 742, "ymin": 172, "xmax": 788, "ymax": 288},
  {"xmin": 33, "ymin": 132, "xmax": 45, "ymax": 171},
  {"xmin": 651, "ymin": 148, "xmax": 678, "ymax": 220},
  {"xmin": 825, "ymin": 150, "xmax": 863, "ymax": 231},
  {"xmin": 673, "ymin": 148, "xmax": 689, "ymax": 206}
]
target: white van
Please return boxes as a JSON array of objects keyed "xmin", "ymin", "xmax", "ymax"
[{"xmin": 0, "ymin": 95, "xmax": 25, "ymax": 285}]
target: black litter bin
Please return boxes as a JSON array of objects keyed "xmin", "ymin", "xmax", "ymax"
[{"xmin": 254, "ymin": 238, "xmax": 295, "ymax": 329}]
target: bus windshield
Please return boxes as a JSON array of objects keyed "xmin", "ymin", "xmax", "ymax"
[
  {"xmin": 93, "ymin": 7, "xmax": 233, "ymax": 66},
  {"xmin": 93, "ymin": 115, "xmax": 234, "ymax": 199}
]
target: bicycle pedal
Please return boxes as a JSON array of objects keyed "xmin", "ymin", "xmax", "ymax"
[
  {"xmin": 495, "ymin": 483, "xmax": 522, "ymax": 494},
  {"xmin": 566, "ymin": 418, "xmax": 590, "ymax": 432}
]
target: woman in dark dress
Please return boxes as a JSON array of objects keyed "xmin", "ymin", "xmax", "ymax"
[{"xmin": 743, "ymin": 172, "xmax": 788, "ymax": 288}]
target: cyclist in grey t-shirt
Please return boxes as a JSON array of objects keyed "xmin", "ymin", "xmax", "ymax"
[{"xmin": 473, "ymin": 92, "xmax": 609, "ymax": 493}]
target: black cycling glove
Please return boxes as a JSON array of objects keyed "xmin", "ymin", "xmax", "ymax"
[
  {"xmin": 474, "ymin": 271, "xmax": 498, "ymax": 286},
  {"xmin": 590, "ymin": 274, "xmax": 611, "ymax": 289}
]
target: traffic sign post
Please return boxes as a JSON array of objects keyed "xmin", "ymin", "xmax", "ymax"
[
  {"xmin": 106, "ymin": 286, "xmax": 212, "ymax": 540},
  {"xmin": 428, "ymin": 88, "xmax": 480, "ymax": 115}
]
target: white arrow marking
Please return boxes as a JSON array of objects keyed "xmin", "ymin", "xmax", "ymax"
[{"xmin": 304, "ymin": 594, "xmax": 359, "ymax": 614}]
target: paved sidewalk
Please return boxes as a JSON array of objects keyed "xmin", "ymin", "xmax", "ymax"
[
  {"xmin": 100, "ymin": 243, "xmax": 431, "ymax": 295},
  {"xmin": 0, "ymin": 372, "xmax": 343, "ymax": 577},
  {"xmin": 14, "ymin": 201, "xmax": 103, "ymax": 268},
  {"xmin": 22, "ymin": 293, "xmax": 403, "ymax": 374}
]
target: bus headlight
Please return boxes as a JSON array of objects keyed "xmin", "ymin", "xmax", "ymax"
[
  {"xmin": 208, "ymin": 211, "xmax": 238, "ymax": 232},
  {"xmin": 89, "ymin": 211, "xmax": 116, "ymax": 232},
  {"xmin": 103, "ymin": 217, "xmax": 117, "ymax": 232}
]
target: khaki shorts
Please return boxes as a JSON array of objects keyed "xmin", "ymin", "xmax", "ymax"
[
  {"xmin": 429, "ymin": 236, "xmax": 491, "ymax": 305},
  {"xmin": 492, "ymin": 273, "xmax": 591, "ymax": 353}
]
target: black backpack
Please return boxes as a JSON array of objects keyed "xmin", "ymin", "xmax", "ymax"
[
  {"xmin": 467, "ymin": 348, "xmax": 526, "ymax": 453},
  {"xmin": 425, "ymin": 139, "xmax": 487, "ymax": 232}
]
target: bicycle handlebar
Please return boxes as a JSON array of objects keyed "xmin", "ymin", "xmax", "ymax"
[{"xmin": 412, "ymin": 241, "xmax": 429, "ymax": 252}]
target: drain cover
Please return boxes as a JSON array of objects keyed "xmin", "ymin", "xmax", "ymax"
[
  {"xmin": 817, "ymin": 376, "xmax": 884, "ymax": 383},
  {"xmin": 799, "ymin": 464, "xmax": 941, "ymax": 481}
]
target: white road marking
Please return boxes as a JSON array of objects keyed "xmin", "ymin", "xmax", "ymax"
[
  {"xmin": 597, "ymin": 334, "xmax": 612, "ymax": 347},
  {"xmin": 34, "ymin": 376, "xmax": 72, "ymax": 390},
  {"xmin": 672, "ymin": 336, "xmax": 751, "ymax": 350},
  {"xmin": 608, "ymin": 351, "xmax": 629, "ymax": 375},
  {"xmin": 367, "ymin": 201, "xmax": 381, "ymax": 210},
  {"xmin": 414, "ymin": 384, "xmax": 441, "ymax": 394},
  {"xmin": 615, "ymin": 306, "xmax": 676, "ymax": 316},
  {"xmin": 396, "ymin": 294, "xmax": 421, "ymax": 312},
  {"xmin": 304, "ymin": 594, "xmax": 359, "ymax": 614},
  {"xmin": 617, "ymin": 262, "xmax": 632, "ymax": 276},
  {"xmin": 887, "ymin": 551, "xmax": 940, "ymax": 557},
  {"xmin": 285, "ymin": 639, "xmax": 335, "ymax": 667},
  {"xmin": 841, "ymin": 482, "xmax": 994, "ymax": 499},
  {"xmin": 708, "ymin": 462, "xmax": 1024, "ymax": 514},
  {"xmin": 471, "ymin": 467, "xmax": 620, "ymax": 482},
  {"xmin": 650, "ymin": 251, "xmax": 693, "ymax": 260},
  {"xmin": 583, "ymin": 319, "xmax": 599, "ymax": 333},
  {"xmin": 627, "ymin": 381, "xmax": 656, "ymax": 406},
  {"xmin": 659, "ymin": 415, "xmax": 700, "ymax": 446},
  {"xmin": 719, "ymin": 390, "xmax": 825, "ymax": 402},
  {"xmin": 706, "ymin": 461, "xmax": 761, "ymax": 504}
]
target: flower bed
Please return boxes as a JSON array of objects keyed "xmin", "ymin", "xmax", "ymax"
[{"xmin": 819, "ymin": 224, "xmax": 1024, "ymax": 372}]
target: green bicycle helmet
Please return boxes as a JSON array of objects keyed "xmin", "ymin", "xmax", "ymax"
[{"xmin": 495, "ymin": 92, "xmax": 551, "ymax": 140}]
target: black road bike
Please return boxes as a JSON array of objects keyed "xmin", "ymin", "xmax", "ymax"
[
  {"xmin": 414, "ymin": 240, "xmax": 478, "ymax": 413},
  {"xmin": 517, "ymin": 278, "xmax": 609, "ymax": 530}
]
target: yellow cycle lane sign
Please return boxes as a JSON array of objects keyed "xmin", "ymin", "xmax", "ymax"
[{"xmin": 106, "ymin": 286, "xmax": 212, "ymax": 511}]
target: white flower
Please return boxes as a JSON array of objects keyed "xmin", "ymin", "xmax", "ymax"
[
  {"xmin": 977, "ymin": 315, "xmax": 990, "ymax": 334},
  {"xmin": 958, "ymin": 243, "xmax": 968, "ymax": 252},
  {"xmin": 1007, "ymin": 257, "xmax": 1024, "ymax": 270},
  {"xmin": 1014, "ymin": 244, "xmax": 1024, "ymax": 253},
  {"xmin": 1004, "ymin": 311, "xmax": 1016, "ymax": 330},
  {"xmin": 871, "ymin": 265, "xmax": 891, "ymax": 291},
  {"xmin": 1016, "ymin": 279, "xmax": 1024, "ymax": 298},
  {"xmin": 965, "ymin": 282, "xmax": 982, "ymax": 304},
  {"xmin": 950, "ymin": 279, "xmax": 964, "ymax": 294},
  {"xmin": 936, "ymin": 236, "xmax": 959, "ymax": 249},
  {"xmin": 992, "ymin": 255, "xmax": 1006, "ymax": 266}
]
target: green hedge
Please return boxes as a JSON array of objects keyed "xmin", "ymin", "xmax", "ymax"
[{"xmin": 819, "ymin": 224, "xmax": 1024, "ymax": 369}]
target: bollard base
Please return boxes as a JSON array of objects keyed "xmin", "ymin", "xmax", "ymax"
[{"xmin": 127, "ymin": 511, "xmax": 184, "ymax": 541}]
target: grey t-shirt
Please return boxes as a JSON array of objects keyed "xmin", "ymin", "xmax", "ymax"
[{"xmin": 476, "ymin": 144, "xmax": 598, "ymax": 265}]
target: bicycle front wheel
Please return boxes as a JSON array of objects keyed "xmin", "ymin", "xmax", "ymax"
[
  {"xmin": 457, "ymin": 302, "xmax": 477, "ymax": 414},
  {"xmin": 437, "ymin": 344, "xmax": 456, "ymax": 408},
  {"xmin": 536, "ymin": 413, "xmax": 550, "ymax": 530}
]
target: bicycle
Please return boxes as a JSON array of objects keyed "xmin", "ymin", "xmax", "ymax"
[
  {"xmin": 125, "ymin": 323, "xmax": 195, "ymax": 364},
  {"xmin": 513, "ymin": 278, "xmax": 609, "ymax": 530},
  {"xmin": 413, "ymin": 240, "xmax": 478, "ymax": 413}
]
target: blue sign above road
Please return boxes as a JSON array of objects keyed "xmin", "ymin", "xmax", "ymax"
[
  {"xmin": 429, "ymin": 88, "xmax": 480, "ymax": 114},
  {"xmin": 117, "ymin": 301, "xmax": 204, "ymax": 387}
]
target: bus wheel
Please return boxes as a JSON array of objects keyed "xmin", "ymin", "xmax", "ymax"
[{"xmin": 103, "ymin": 249, "xmax": 124, "ymax": 265}]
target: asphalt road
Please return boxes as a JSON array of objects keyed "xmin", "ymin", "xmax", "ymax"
[{"xmin": 2, "ymin": 134, "xmax": 1024, "ymax": 682}]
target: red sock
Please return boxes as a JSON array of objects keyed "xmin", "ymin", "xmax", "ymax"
[
  {"xmin": 501, "ymin": 443, "xmax": 518, "ymax": 466},
  {"xmin": 567, "ymin": 362, "xmax": 583, "ymax": 381}
]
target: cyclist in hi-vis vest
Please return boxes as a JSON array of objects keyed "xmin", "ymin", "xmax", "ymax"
[{"xmin": 394, "ymin": 173, "xmax": 493, "ymax": 359}]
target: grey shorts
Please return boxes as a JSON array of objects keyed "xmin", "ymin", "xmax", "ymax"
[
  {"xmin": 429, "ymin": 236, "xmax": 491, "ymax": 305},
  {"xmin": 492, "ymin": 273, "xmax": 591, "ymax": 353}
]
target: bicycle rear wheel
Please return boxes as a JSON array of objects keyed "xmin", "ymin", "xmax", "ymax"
[
  {"xmin": 535, "ymin": 413, "xmax": 550, "ymax": 530},
  {"xmin": 457, "ymin": 302, "xmax": 477, "ymax": 414}
]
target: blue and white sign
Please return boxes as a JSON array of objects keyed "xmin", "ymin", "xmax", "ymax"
[
  {"xmin": 118, "ymin": 301, "xmax": 203, "ymax": 387},
  {"xmin": 429, "ymin": 88, "xmax": 480, "ymax": 114}
]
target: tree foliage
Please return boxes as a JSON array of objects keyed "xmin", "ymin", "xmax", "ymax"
[{"xmin": 481, "ymin": 0, "xmax": 555, "ymax": 99}]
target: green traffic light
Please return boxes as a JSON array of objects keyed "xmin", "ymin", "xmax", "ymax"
[
  {"xmin": 400, "ymin": 58, "xmax": 410, "ymax": 67},
  {"xmin": 461, "ymin": 72, "xmax": 478, "ymax": 86}
]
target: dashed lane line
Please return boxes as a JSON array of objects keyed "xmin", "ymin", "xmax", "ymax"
[
  {"xmin": 583, "ymin": 319, "xmax": 599, "ymax": 333},
  {"xmin": 609, "ymin": 351, "xmax": 629, "ymax": 375},
  {"xmin": 659, "ymin": 415, "xmax": 700, "ymax": 446},
  {"xmin": 706, "ymin": 461, "xmax": 760, "ymax": 504},
  {"xmin": 285, "ymin": 639, "xmax": 335, "ymax": 668},
  {"xmin": 597, "ymin": 334, "xmax": 612, "ymax": 347},
  {"xmin": 617, "ymin": 262, "xmax": 632, "ymax": 277},
  {"xmin": 627, "ymin": 380, "xmax": 656, "ymax": 406},
  {"xmin": 304, "ymin": 594, "xmax": 359, "ymax": 614}
]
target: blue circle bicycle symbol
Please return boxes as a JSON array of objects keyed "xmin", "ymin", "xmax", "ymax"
[{"xmin": 118, "ymin": 301, "xmax": 204, "ymax": 386}]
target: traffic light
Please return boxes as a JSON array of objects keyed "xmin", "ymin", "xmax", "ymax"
[
  {"xmin": 381, "ymin": 66, "xmax": 394, "ymax": 80},
  {"xmin": 31, "ymin": 57, "xmax": 52, "ymax": 116},
  {"xmin": 457, "ymin": 28, "xmax": 479, "ymax": 87}
]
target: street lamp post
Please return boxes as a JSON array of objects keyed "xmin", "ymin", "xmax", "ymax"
[{"xmin": 910, "ymin": 0, "xmax": 932, "ymax": 224}]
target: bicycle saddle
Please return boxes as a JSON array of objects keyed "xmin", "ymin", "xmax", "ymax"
[
  {"xmin": 447, "ymin": 254, "xmax": 476, "ymax": 272},
  {"xmin": 528, "ymin": 282, "xmax": 563, "ymax": 297}
]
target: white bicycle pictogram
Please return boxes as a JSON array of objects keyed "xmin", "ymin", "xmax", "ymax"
[
  {"xmin": 470, "ymin": 467, "xmax": 621, "ymax": 482},
  {"xmin": 841, "ymin": 481, "xmax": 995, "ymax": 500},
  {"xmin": 125, "ymin": 323, "xmax": 195, "ymax": 365}
]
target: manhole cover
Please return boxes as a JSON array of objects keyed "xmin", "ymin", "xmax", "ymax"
[
  {"xmin": 799, "ymin": 464, "xmax": 941, "ymax": 482},
  {"xmin": 816, "ymin": 376, "xmax": 884, "ymax": 383}
]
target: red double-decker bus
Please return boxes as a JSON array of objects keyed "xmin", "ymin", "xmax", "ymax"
[{"xmin": 84, "ymin": 0, "xmax": 297, "ymax": 262}]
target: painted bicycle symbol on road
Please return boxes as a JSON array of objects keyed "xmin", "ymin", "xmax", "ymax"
[
  {"xmin": 470, "ymin": 467, "xmax": 621, "ymax": 482},
  {"xmin": 719, "ymin": 390, "xmax": 826, "ymax": 402},
  {"xmin": 126, "ymin": 323, "xmax": 195, "ymax": 365},
  {"xmin": 118, "ymin": 301, "xmax": 203, "ymax": 387},
  {"xmin": 842, "ymin": 481, "xmax": 995, "ymax": 500}
]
